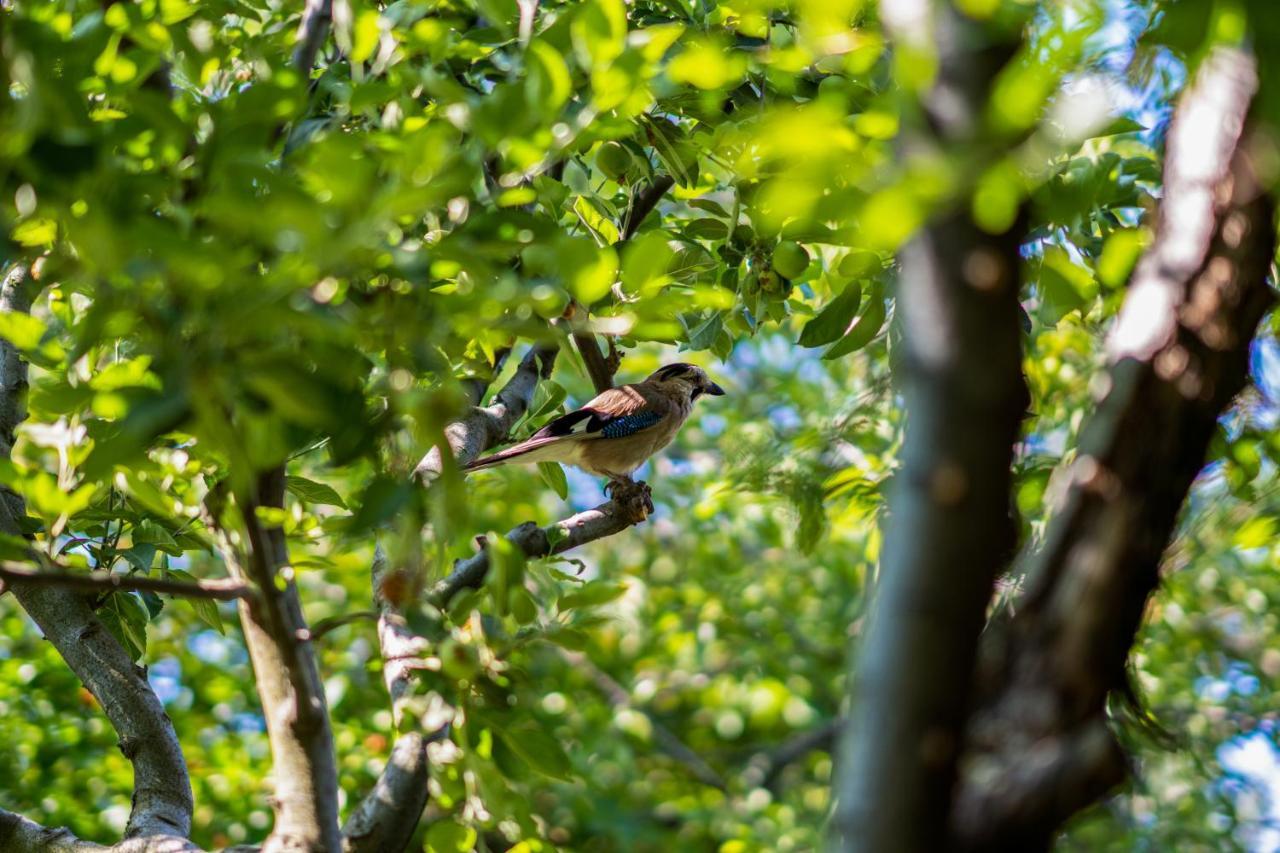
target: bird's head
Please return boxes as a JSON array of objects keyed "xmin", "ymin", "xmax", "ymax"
[{"xmin": 645, "ymin": 362, "xmax": 726, "ymax": 402}]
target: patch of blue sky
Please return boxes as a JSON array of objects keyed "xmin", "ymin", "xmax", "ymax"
[
  {"xmin": 1218, "ymin": 731, "xmax": 1280, "ymax": 852},
  {"xmin": 188, "ymin": 628, "xmax": 249, "ymax": 667}
]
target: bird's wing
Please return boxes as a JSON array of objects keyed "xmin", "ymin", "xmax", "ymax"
[
  {"xmin": 464, "ymin": 384, "xmax": 667, "ymax": 471},
  {"xmin": 530, "ymin": 385, "xmax": 667, "ymax": 441}
]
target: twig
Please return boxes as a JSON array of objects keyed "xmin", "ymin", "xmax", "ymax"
[
  {"xmin": 742, "ymin": 718, "xmax": 842, "ymax": 792},
  {"xmin": 309, "ymin": 609, "xmax": 378, "ymax": 641},
  {"xmin": 0, "ymin": 563, "xmax": 251, "ymax": 601}
]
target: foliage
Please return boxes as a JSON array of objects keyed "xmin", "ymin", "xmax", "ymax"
[{"xmin": 0, "ymin": 0, "xmax": 1279, "ymax": 850}]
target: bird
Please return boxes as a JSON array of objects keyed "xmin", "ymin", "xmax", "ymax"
[{"xmin": 464, "ymin": 362, "xmax": 725, "ymax": 515}]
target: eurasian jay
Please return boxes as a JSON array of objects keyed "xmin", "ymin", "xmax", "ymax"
[{"xmin": 464, "ymin": 362, "xmax": 724, "ymax": 513}]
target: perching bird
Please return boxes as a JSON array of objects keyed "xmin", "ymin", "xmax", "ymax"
[{"xmin": 464, "ymin": 362, "xmax": 724, "ymax": 509}]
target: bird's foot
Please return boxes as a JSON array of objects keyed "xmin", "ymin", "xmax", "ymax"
[{"xmin": 606, "ymin": 477, "xmax": 654, "ymax": 522}]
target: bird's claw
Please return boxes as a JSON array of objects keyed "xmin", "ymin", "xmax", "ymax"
[{"xmin": 606, "ymin": 478, "xmax": 654, "ymax": 522}]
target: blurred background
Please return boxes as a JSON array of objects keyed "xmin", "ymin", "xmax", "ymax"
[{"xmin": 1, "ymin": 0, "xmax": 1280, "ymax": 850}]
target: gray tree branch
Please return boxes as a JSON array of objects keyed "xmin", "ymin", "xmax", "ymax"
[
  {"xmin": 0, "ymin": 563, "xmax": 251, "ymax": 601},
  {"xmin": 571, "ymin": 174, "xmax": 676, "ymax": 395},
  {"xmin": 832, "ymin": 6, "xmax": 1027, "ymax": 849},
  {"xmin": 430, "ymin": 498, "xmax": 647, "ymax": 608},
  {"xmin": 953, "ymin": 46, "xmax": 1274, "ymax": 851},
  {"xmin": 0, "ymin": 806, "xmax": 206, "ymax": 852}
]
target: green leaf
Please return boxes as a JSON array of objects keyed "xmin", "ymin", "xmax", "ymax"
[
  {"xmin": 100, "ymin": 592, "xmax": 148, "ymax": 661},
  {"xmin": 558, "ymin": 579, "xmax": 627, "ymax": 611},
  {"xmin": 684, "ymin": 312, "xmax": 723, "ymax": 351},
  {"xmin": 140, "ymin": 590, "xmax": 165, "ymax": 619},
  {"xmin": 573, "ymin": 195, "xmax": 620, "ymax": 245},
  {"xmin": 537, "ymin": 461, "xmax": 569, "ymax": 500},
  {"xmin": 0, "ymin": 312, "xmax": 48, "ymax": 352},
  {"xmin": 1090, "ymin": 117, "xmax": 1146, "ymax": 138},
  {"xmin": 286, "ymin": 476, "xmax": 348, "ymax": 509},
  {"xmin": 823, "ymin": 281, "xmax": 886, "ymax": 359},
  {"xmin": 425, "ymin": 820, "xmax": 478, "ymax": 853},
  {"xmin": 121, "ymin": 543, "xmax": 157, "ymax": 573},
  {"xmin": 497, "ymin": 725, "xmax": 574, "ymax": 781},
  {"xmin": 798, "ymin": 283, "xmax": 862, "ymax": 348},
  {"xmin": 640, "ymin": 114, "xmax": 699, "ymax": 188},
  {"xmin": 571, "ymin": 0, "xmax": 627, "ymax": 70},
  {"xmin": 170, "ymin": 569, "xmax": 224, "ymax": 634}
]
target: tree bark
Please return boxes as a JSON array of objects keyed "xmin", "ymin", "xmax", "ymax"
[
  {"xmin": 212, "ymin": 470, "xmax": 341, "ymax": 853},
  {"xmin": 954, "ymin": 45, "xmax": 1273, "ymax": 850},
  {"xmin": 832, "ymin": 6, "xmax": 1027, "ymax": 850}
]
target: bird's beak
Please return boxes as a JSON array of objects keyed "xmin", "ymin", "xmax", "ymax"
[{"xmin": 705, "ymin": 382, "xmax": 726, "ymax": 397}]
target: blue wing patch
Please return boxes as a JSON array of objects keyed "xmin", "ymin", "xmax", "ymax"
[{"xmin": 600, "ymin": 410, "xmax": 662, "ymax": 438}]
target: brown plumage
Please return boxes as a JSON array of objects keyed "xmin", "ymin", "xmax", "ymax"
[{"xmin": 464, "ymin": 362, "xmax": 725, "ymax": 483}]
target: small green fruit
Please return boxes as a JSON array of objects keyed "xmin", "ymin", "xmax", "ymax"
[
  {"xmin": 817, "ymin": 75, "xmax": 847, "ymax": 103},
  {"xmin": 771, "ymin": 241, "xmax": 810, "ymax": 279},
  {"xmin": 596, "ymin": 141, "xmax": 632, "ymax": 181}
]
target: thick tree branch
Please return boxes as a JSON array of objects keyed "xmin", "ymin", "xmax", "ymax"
[
  {"xmin": 0, "ymin": 263, "xmax": 35, "ymax": 457},
  {"xmin": 1, "ymin": 263, "xmax": 196, "ymax": 844},
  {"xmin": 212, "ymin": 470, "xmax": 341, "ymax": 853},
  {"xmin": 623, "ymin": 176, "xmax": 676, "ymax": 241},
  {"xmin": 0, "ymin": 563, "xmax": 251, "ymax": 601},
  {"xmin": 953, "ymin": 46, "xmax": 1274, "ymax": 851},
  {"xmin": 571, "ymin": 331, "xmax": 619, "ymax": 396},
  {"xmin": 0, "ymin": 808, "xmax": 106, "ymax": 853},
  {"xmin": 832, "ymin": 7, "xmax": 1027, "ymax": 850}
]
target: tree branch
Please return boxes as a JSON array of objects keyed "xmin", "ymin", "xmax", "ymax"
[
  {"xmin": 211, "ymin": 469, "xmax": 341, "ymax": 852},
  {"xmin": 430, "ymin": 498, "xmax": 647, "ymax": 608},
  {"xmin": 292, "ymin": 0, "xmax": 333, "ymax": 78},
  {"xmin": 623, "ymin": 176, "xmax": 675, "ymax": 241},
  {"xmin": 571, "ymin": 331, "xmax": 618, "ymax": 396},
  {"xmin": 412, "ymin": 344, "xmax": 558, "ymax": 484},
  {"xmin": 0, "ymin": 563, "xmax": 251, "ymax": 601},
  {"xmin": 953, "ymin": 46, "xmax": 1274, "ymax": 851},
  {"xmin": 742, "ymin": 718, "xmax": 842, "ymax": 792},
  {"xmin": 0, "ymin": 806, "xmax": 206, "ymax": 852},
  {"xmin": 832, "ymin": 7, "xmax": 1027, "ymax": 850}
]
